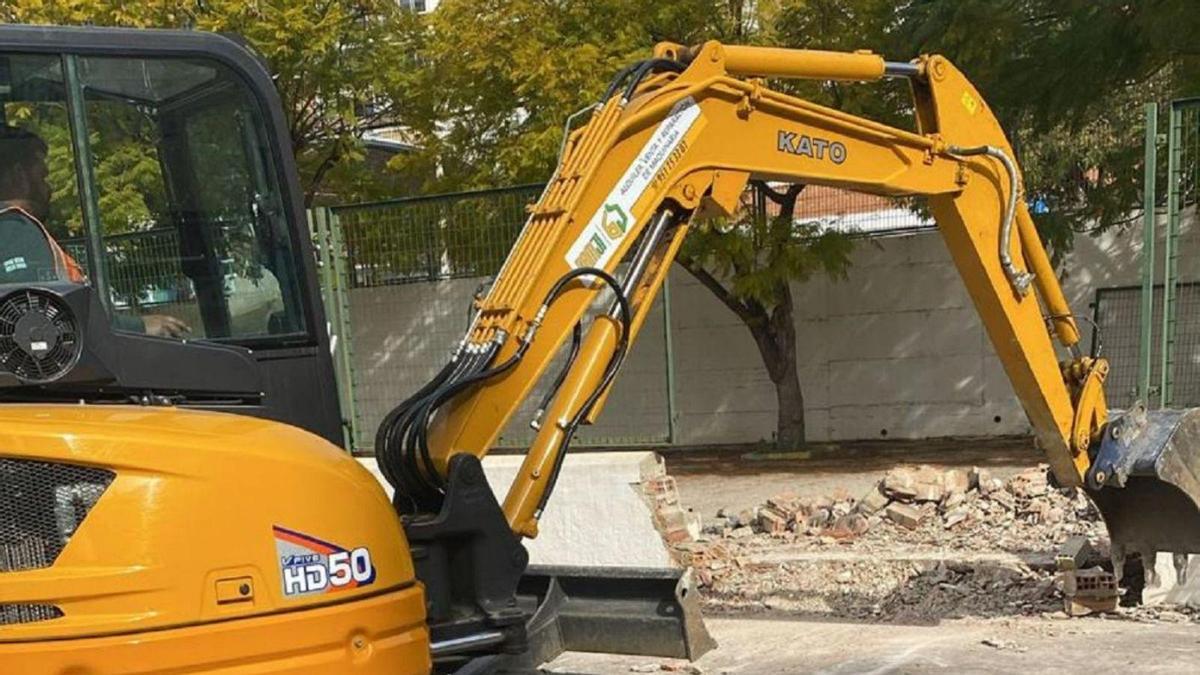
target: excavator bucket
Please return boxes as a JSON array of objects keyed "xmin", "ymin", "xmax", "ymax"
[
  {"xmin": 511, "ymin": 565, "xmax": 714, "ymax": 667},
  {"xmin": 1087, "ymin": 406, "xmax": 1200, "ymax": 569}
]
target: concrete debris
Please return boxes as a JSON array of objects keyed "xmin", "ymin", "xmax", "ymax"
[
  {"xmin": 652, "ymin": 461, "xmax": 1200, "ymax": 626},
  {"xmin": 981, "ymin": 637, "xmax": 1028, "ymax": 652},
  {"xmin": 695, "ymin": 464, "xmax": 1097, "ymax": 548},
  {"xmin": 857, "ymin": 484, "xmax": 891, "ymax": 514},
  {"xmin": 666, "ymin": 463, "xmax": 1140, "ymax": 623},
  {"xmin": 885, "ymin": 502, "xmax": 924, "ymax": 529}
]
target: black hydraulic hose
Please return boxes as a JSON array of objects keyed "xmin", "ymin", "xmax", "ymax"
[
  {"xmin": 534, "ymin": 321, "xmax": 583, "ymax": 427},
  {"xmin": 377, "ymin": 356, "xmax": 459, "ymax": 488},
  {"xmin": 390, "ymin": 350, "xmax": 484, "ymax": 508},
  {"xmin": 413, "ymin": 340, "xmax": 530, "ymax": 489},
  {"xmin": 601, "ymin": 61, "xmax": 640, "ymax": 104},
  {"xmin": 533, "ymin": 269, "xmax": 632, "ymax": 515},
  {"xmin": 384, "ymin": 266, "xmax": 629, "ymax": 511},
  {"xmin": 621, "ymin": 58, "xmax": 685, "ymax": 103},
  {"xmin": 403, "ymin": 348, "xmax": 489, "ymax": 493}
]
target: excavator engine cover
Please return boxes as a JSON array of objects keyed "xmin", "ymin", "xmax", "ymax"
[
  {"xmin": 0, "ymin": 406, "xmax": 430, "ymax": 674},
  {"xmin": 1087, "ymin": 406, "xmax": 1200, "ymax": 557}
]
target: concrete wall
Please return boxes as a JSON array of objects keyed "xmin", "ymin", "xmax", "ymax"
[
  {"xmin": 347, "ymin": 212, "xmax": 1198, "ymax": 448},
  {"xmin": 348, "ymin": 278, "xmax": 670, "ymax": 448}
]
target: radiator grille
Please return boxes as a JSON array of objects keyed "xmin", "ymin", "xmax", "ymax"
[
  {"xmin": 1, "ymin": 457, "xmax": 114, "ymax": 572},
  {"xmin": 0, "ymin": 603, "xmax": 63, "ymax": 625}
]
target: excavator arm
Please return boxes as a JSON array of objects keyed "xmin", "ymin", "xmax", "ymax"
[{"xmin": 381, "ymin": 41, "xmax": 1107, "ymax": 530}]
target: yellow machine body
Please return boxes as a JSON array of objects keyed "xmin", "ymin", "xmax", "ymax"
[{"xmin": 0, "ymin": 405, "xmax": 429, "ymax": 674}]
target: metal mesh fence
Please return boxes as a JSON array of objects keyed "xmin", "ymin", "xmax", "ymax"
[
  {"xmin": 1164, "ymin": 103, "xmax": 1200, "ymax": 406},
  {"xmin": 1095, "ymin": 282, "xmax": 1200, "ymax": 410},
  {"xmin": 330, "ymin": 185, "xmax": 671, "ymax": 452},
  {"xmin": 336, "ymin": 185, "xmax": 545, "ymax": 287},
  {"xmin": 61, "ymin": 228, "xmax": 195, "ymax": 316},
  {"xmin": 60, "ymin": 225, "xmax": 268, "ymax": 323},
  {"xmin": 756, "ymin": 184, "xmax": 932, "ymax": 236}
]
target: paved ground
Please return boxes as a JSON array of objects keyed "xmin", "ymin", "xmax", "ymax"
[
  {"xmin": 542, "ymin": 439, "xmax": 1200, "ymax": 673},
  {"xmin": 547, "ymin": 614, "xmax": 1200, "ymax": 674}
]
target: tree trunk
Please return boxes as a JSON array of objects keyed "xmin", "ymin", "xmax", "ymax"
[
  {"xmin": 677, "ymin": 264, "xmax": 808, "ymax": 451},
  {"xmin": 746, "ymin": 282, "xmax": 806, "ymax": 451},
  {"xmin": 676, "ymin": 181, "xmax": 810, "ymax": 452}
]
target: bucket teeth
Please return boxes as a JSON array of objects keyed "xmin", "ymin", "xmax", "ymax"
[{"xmin": 1111, "ymin": 543, "xmax": 1126, "ymax": 585}]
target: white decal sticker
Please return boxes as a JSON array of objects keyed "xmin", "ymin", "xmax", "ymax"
[
  {"xmin": 273, "ymin": 525, "xmax": 376, "ymax": 598},
  {"xmin": 565, "ymin": 97, "xmax": 704, "ymax": 273}
]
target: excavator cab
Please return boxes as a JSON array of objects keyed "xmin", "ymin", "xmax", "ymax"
[{"xmin": 0, "ymin": 27, "xmax": 342, "ymax": 441}]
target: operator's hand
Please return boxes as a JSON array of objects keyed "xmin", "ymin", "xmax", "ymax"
[{"xmin": 143, "ymin": 314, "xmax": 191, "ymax": 338}]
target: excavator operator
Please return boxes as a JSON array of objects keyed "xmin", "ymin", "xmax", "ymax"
[{"xmin": 0, "ymin": 125, "xmax": 189, "ymax": 337}]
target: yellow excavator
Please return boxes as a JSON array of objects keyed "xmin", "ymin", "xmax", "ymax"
[{"xmin": 1, "ymin": 24, "xmax": 1197, "ymax": 674}]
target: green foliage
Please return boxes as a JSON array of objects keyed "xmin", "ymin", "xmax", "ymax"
[
  {"xmin": 877, "ymin": 0, "xmax": 1199, "ymax": 251},
  {"xmin": 2, "ymin": 0, "xmax": 421, "ymax": 204},
  {"xmin": 393, "ymin": 0, "xmax": 723, "ymax": 191},
  {"xmin": 686, "ymin": 186, "xmax": 854, "ymax": 310}
]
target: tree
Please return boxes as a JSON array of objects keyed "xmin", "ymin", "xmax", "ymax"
[
  {"xmin": 678, "ymin": 185, "xmax": 852, "ymax": 449},
  {"xmin": 391, "ymin": 0, "xmax": 727, "ymax": 190},
  {"xmin": 1, "ymin": 0, "xmax": 421, "ymax": 204},
  {"xmin": 882, "ymin": 0, "xmax": 1200, "ymax": 251}
]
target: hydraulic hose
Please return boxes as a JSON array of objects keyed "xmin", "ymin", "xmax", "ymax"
[
  {"xmin": 947, "ymin": 144, "xmax": 1033, "ymax": 295},
  {"xmin": 620, "ymin": 58, "xmax": 686, "ymax": 103},
  {"xmin": 532, "ymin": 268, "xmax": 632, "ymax": 517},
  {"xmin": 382, "ymin": 266, "xmax": 631, "ymax": 513},
  {"xmin": 532, "ymin": 321, "xmax": 583, "ymax": 431}
]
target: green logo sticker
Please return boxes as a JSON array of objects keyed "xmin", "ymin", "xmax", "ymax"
[{"xmin": 600, "ymin": 203, "xmax": 629, "ymax": 238}]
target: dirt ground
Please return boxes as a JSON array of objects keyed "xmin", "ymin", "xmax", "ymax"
[{"xmin": 540, "ymin": 439, "xmax": 1200, "ymax": 674}]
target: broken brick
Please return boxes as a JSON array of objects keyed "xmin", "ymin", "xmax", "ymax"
[
  {"xmin": 758, "ymin": 508, "xmax": 789, "ymax": 535},
  {"xmin": 944, "ymin": 469, "xmax": 971, "ymax": 496},
  {"xmin": 885, "ymin": 502, "xmax": 924, "ymax": 529},
  {"xmin": 857, "ymin": 483, "xmax": 891, "ymax": 514}
]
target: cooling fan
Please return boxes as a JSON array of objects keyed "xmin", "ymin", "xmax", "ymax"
[{"xmin": 0, "ymin": 289, "xmax": 82, "ymax": 384}]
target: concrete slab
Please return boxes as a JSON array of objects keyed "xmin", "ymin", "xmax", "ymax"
[
  {"xmin": 357, "ymin": 452, "xmax": 676, "ymax": 569},
  {"xmin": 1146, "ymin": 553, "xmax": 1200, "ymax": 607}
]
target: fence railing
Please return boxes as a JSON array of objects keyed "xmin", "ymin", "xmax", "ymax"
[
  {"xmin": 61, "ymin": 227, "xmax": 189, "ymax": 310},
  {"xmin": 334, "ymin": 184, "xmax": 545, "ymax": 288},
  {"xmin": 1137, "ymin": 99, "xmax": 1200, "ymax": 409}
]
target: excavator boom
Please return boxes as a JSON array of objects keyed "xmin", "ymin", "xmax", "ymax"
[{"xmin": 382, "ymin": 41, "xmax": 1200, "ymax": 587}]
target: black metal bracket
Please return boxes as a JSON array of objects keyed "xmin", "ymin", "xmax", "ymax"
[{"xmin": 402, "ymin": 454, "xmax": 530, "ymax": 664}]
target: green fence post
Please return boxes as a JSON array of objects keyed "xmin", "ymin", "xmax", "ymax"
[
  {"xmin": 1139, "ymin": 103, "xmax": 1158, "ymax": 405},
  {"xmin": 309, "ymin": 207, "xmax": 360, "ymax": 452},
  {"xmin": 662, "ymin": 272, "xmax": 678, "ymax": 445},
  {"xmin": 327, "ymin": 210, "xmax": 362, "ymax": 452},
  {"xmin": 1162, "ymin": 104, "xmax": 1184, "ymax": 407}
]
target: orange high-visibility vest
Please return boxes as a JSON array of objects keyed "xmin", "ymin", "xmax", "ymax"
[{"xmin": 0, "ymin": 204, "xmax": 87, "ymax": 283}]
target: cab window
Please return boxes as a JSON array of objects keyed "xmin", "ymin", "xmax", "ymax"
[
  {"xmin": 0, "ymin": 55, "xmax": 84, "ymax": 284},
  {"xmin": 76, "ymin": 55, "xmax": 306, "ymax": 339},
  {"xmin": 0, "ymin": 51, "xmax": 306, "ymax": 342}
]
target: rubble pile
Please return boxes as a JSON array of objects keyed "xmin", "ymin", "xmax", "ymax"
[
  {"xmin": 689, "ymin": 555, "xmax": 1062, "ymax": 621},
  {"xmin": 700, "ymin": 464, "xmax": 1103, "ymax": 553},
  {"xmin": 669, "ymin": 464, "xmax": 1111, "ymax": 621}
]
